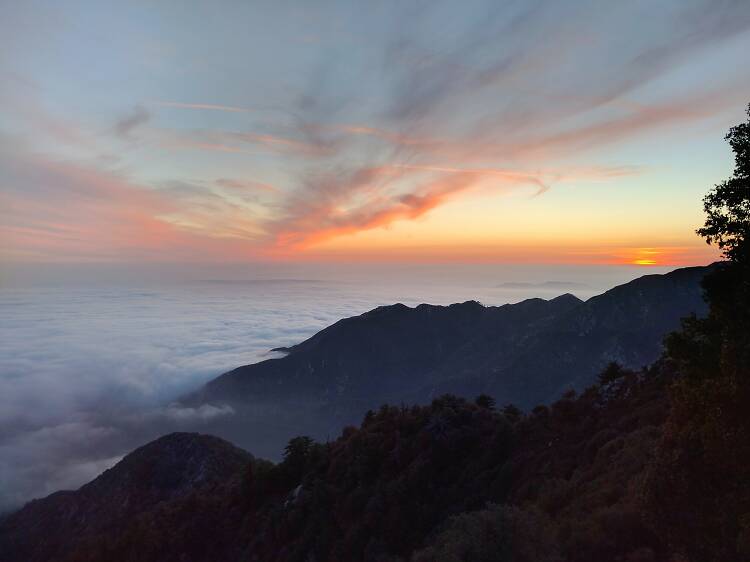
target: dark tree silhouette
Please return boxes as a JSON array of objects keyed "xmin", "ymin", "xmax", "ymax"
[
  {"xmin": 597, "ymin": 361, "xmax": 629, "ymax": 385},
  {"xmin": 644, "ymin": 103, "xmax": 750, "ymax": 562},
  {"xmin": 475, "ymin": 393, "xmax": 496, "ymax": 410},
  {"xmin": 697, "ymin": 103, "xmax": 750, "ymax": 264}
]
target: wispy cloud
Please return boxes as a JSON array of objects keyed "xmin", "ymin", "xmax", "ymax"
[
  {"xmin": 3, "ymin": 0, "xmax": 749, "ymax": 261},
  {"xmin": 0, "ymin": 141, "xmax": 263, "ymax": 262},
  {"xmin": 114, "ymin": 105, "xmax": 150, "ymax": 140},
  {"xmin": 216, "ymin": 178, "xmax": 279, "ymax": 193},
  {"xmin": 244, "ymin": 0, "xmax": 750, "ymax": 250},
  {"xmin": 150, "ymin": 101, "xmax": 252, "ymax": 113}
]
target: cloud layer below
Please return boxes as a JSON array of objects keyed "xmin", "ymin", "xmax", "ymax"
[{"xmin": 0, "ymin": 263, "xmax": 669, "ymax": 511}]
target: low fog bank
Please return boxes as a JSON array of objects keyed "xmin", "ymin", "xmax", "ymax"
[{"xmin": 0, "ymin": 262, "xmax": 671, "ymax": 511}]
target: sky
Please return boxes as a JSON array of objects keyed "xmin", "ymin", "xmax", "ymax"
[{"xmin": 2, "ymin": 0, "xmax": 750, "ymax": 268}]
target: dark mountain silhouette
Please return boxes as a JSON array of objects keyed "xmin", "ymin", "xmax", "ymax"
[
  {"xmin": 0, "ymin": 364, "xmax": 677, "ymax": 562},
  {"xmin": 0, "ymin": 433, "xmax": 251, "ymax": 562},
  {"xmin": 0, "ymin": 261, "xmax": 742, "ymax": 562},
  {"xmin": 186, "ymin": 265, "xmax": 713, "ymax": 458}
]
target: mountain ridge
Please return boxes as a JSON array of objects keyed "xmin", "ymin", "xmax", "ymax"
[{"xmin": 184, "ymin": 264, "xmax": 716, "ymax": 460}]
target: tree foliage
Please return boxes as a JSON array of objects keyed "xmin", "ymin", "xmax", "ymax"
[
  {"xmin": 642, "ymin": 104, "xmax": 750, "ymax": 562},
  {"xmin": 697, "ymin": 103, "xmax": 750, "ymax": 263}
]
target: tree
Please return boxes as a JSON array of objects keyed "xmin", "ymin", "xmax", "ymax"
[
  {"xmin": 501, "ymin": 404, "xmax": 522, "ymax": 423},
  {"xmin": 697, "ymin": 103, "xmax": 750, "ymax": 264},
  {"xmin": 280, "ymin": 436, "xmax": 319, "ymax": 485},
  {"xmin": 642, "ymin": 103, "xmax": 750, "ymax": 562},
  {"xmin": 284, "ymin": 435, "xmax": 316, "ymax": 462},
  {"xmin": 475, "ymin": 394, "xmax": 496, "ymax": 410},
  {"xmin": 597, "ymin": 361, "xmax": 629, "ymax": 385}
]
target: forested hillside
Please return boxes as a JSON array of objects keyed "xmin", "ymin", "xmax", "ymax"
[{"xmin": 0, "ymin": 362, "xmax": 676, "ymax": 562}]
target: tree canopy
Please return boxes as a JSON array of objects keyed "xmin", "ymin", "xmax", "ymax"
[{"xmin": 697, "ymin": 103, "xmax": 750, "ymax": 264}]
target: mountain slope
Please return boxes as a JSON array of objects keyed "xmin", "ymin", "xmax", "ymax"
[
  {"xmin": 440, "ymin": 264, "xmax": 717, "ymax": 402},
  {"xmin": 0, "ymin": 366, "xmax": 677, "ymax": 562},
  {"xmin": 0, "ymin": 433, "xmax": 252, "ymax": 562},
  {"xmin": 186, "ymin": 265, "xmax": 713, "ymax": 458}
]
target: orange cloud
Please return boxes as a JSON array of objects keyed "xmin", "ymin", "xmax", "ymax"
[
  {"xmin": 268, "ymin": 165, "xmax": 551, "ymax": 251},
  {"xmin": 264, "ymin": 161, "xmax": 646, "ymax": 253}
]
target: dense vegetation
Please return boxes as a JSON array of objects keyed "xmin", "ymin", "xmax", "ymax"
[
  {"xmin": 2, "ymin": 105, "xmax": 749, "ymax": 562},
  {"xmin": 4, "ymin": 367, "xmax": 673, "ymax": 562},
  {"xmin": 240, "ymin": 365, "xmax": 673, "ymax": 562},
  {"xmin": 641, "ymin": 103, "xmax": 750, "ymax": 561}
]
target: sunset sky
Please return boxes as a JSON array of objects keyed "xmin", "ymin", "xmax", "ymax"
[{"xmin": 2, "ymin": 1, "xmax": 750, "ymax": 267}]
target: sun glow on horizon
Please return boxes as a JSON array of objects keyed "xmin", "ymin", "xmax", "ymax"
[{"xmin": 627, "ymin": 248, "xmax": 666, "ymax": 266}]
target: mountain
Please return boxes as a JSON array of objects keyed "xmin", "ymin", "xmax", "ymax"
[
  {"xmin": 0, "ymin": 262, "xmax": 737, "ymax": 562},
  {"xmin": 0, "ymin": 364, "xmax": 677, "ymax": 562},
  {"xmin": 186, "ymin": 264, "xmax": 714, "ymax": 458},
  {"xmin": 0, "ymin": 433, "xmax": 252, "ymax": 562}
]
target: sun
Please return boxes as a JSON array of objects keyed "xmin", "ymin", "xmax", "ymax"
[{"xmin": 629, "ymin": 248, "xmax": 661, "ymax": 266}]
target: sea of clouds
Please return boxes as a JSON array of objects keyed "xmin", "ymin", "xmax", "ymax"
[{"xmin": 0, "ymin": 263, "xmax": 667, "ymax": 511}]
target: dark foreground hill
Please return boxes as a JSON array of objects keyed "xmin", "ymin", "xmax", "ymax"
[
  {"xmin": 186, "ymin": 264, "xmax": 713, "ymax": 458},
  {"xmin": 0, "ymin": 362, "xmax": 677, "ymax": 562},
  {"xmin": 0, "ymin": 433, "xmax": 252, "ymax": 562}
]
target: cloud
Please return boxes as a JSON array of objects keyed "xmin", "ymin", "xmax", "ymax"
[
  {"xmin": 216, "ymin": 178, "xmax": 279, "ymax": 194},
  {"xmin": 0, "ymin": 76, "xmax": 97, "ymax": 151},
  {"xmin": 160, "ymin": 139, "xmax": 263, "ymax": 156},
  {"xmin": 114, "ymin": 105, "xmax": 150, "ymax": 139},
  {"xmin": 161, "ymin": 403, "xmax": 235, "ymax": 422},
  {"xmin": 150, "ymin": 101, "xmax": 252, "ymax": 113},
  {"xmin": 176, "ymin": 130, "xmax": 335, "ymax": 157},
  {"xmin": 244, "ymin": 0, "xmax": 750, "ymax": 250},
  {"xmin": 265, "ymin": 162, "xmax": 644, "ymax": 249},
  {"xmin": 0, "ymin": 141, "xmax": 271, "ymax": 262},
  {"xmin": 1, "ymin": 254, "xmax": 719, "ymax": 511},
  {"xmin": 0, "ymin": 277, "xmax": 374, "ymax": 510},
  {"xmin": 3, "ymin": 0, "xmax": 750, "ymax": 261},
  {"xmin": 1, "ymin": 0, "xmax": 740, "ymax": 516},
  {"xmin": 272, "ymin": 168, "xmax": 479, "ymax": 248}
]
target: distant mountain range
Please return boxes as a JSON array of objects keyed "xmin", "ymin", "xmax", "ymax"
[{"xmin": 185, "ymin": 264, "xmax": 714, "ymax": 459}]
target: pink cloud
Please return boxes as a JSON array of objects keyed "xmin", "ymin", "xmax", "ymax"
[{"xmin": 0, "ymin": 150, "xmax": 264, "ymax": 262}]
